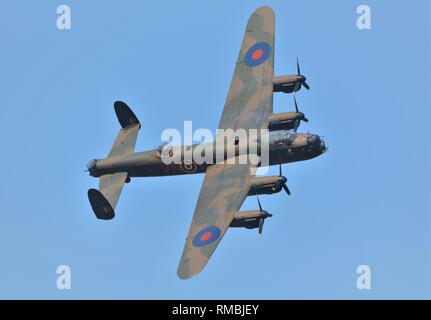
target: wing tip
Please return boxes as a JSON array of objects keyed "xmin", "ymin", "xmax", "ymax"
[
  {"xmin": 177, "ymin": 272, "xmax": 194, "ymax": 280},
  {"xmin": 247, "ymin": 6, "xmax": 275, "ymax": 33},
  {"xmin": 177, "ymin": 261, "xmax": 196, "ymax": 280},
  {"xmin": 253, "ymin": 6, "xmax": 275, "ymax": 17},
  {"xmin": 177, "ymin": 256, "xmax": 208, "ymax": 280},
  {"xmin": 177, "ymin": 268, "xmax": 199, "ymax": 280}
]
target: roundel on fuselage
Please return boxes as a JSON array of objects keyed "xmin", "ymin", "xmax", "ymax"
[{"xmin": 180, "ymin": 159, "xmax": 198, "ymax": 173}]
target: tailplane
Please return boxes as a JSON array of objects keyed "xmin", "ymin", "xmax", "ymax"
[
  {"xmin": 108, "ymin": 101, "xmax": 141, "ymax": 157},
  {"xmin": 88, "ymin": 101, "xmax": 141, "ymax": 219}
]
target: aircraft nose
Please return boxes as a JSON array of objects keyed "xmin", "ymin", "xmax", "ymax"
[
  {"xmin": 320, "ymin": 140, "xmax": 327, "ymax": 152},
  {"xmin": 307, "ymin": 134, "xmax": 321, "ymax": 147}
]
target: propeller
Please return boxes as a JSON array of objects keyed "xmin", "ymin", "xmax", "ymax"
[
  {"xmin": 279, "ymin": 164, "xmax": 291, "ymax": 195},
  {"xmin": 294, "ymin": 96, "xmax": 308, "ymax": 122},
  {"xmin": 293, "ymin": 118, "xmax": 300, "ymax": 132},
  {"xmin": 296, "ymin": 58, "xmax": 310, "ymax": 90},
  {"xmin": 258, "ymin": 218, "xmax": 265, "ymax": 235},
  {"xmin": 292, "ymin": 95, "xmax": 308, "ymax": 132},
  {"xmin": 257, "ymin": 195, "xmax": 263, "ymax": 211},
  {"xmin": 256, "ymin": 196, "xmax": 272, "ymax": 235}
]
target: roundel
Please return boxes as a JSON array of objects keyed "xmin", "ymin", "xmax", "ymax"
[
  {"xmin": 192, "ymin": 226, "xmax": 221, "ymax": 247},
  {"xmin": 180, "ymin": 159, "xmax": 198, "ymax": 173},
  {"xmin": 244, "ymin": 42, "xmax": 272, "ymax": 67}
]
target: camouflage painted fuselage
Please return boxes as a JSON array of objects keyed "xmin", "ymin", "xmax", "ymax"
[{"xmin": 88, "ymin": 130, "xmax": 326, "ymax": 178}]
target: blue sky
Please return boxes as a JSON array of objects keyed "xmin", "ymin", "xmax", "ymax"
[{"xmin": 0, "ymin": 0, "xmax": 429, "ymax": 299}]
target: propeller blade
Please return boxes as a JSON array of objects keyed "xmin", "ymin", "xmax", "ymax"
[
  {"xmin": 294, "ymin": 96, "xmax": 309, "ymax": 122},
  {"xmin": 279, "ymin": 164, "xmax": 291, "ymax": 196},
  {"xmin": 293, "ymin": 119, "xmax": 300, "ymax": 132},
  {"xmin": 282, "ymin": 183, "xmax": 291, "ymax": 196},
  {"xmin": 258, "ymin": 218, "xmax": 265, "ymax": 235},
  {"xmin": 257, "ymin": 195, "xmax": 263, "ymax": 211},
  {"xmin": 296, "ymin": 58, "xmax": 310, "ymax": 90},
  {"xmin": 296, "ymin": 57, "xmax": 301, "ymax": 75}
]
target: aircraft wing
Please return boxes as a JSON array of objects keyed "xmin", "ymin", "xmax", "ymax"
[
  {"xmin": 177, "ymin": 158, "xmax": 257, "ymax": 279},
  {"xmin": 177, "ymin": 6, "xmax": 275, "ymax": 279},
  {"xmin": 217, "ymin": 6, "xmax": 274, "ymax": 131}
]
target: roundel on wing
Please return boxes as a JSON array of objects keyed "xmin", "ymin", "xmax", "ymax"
[
  {"xmin": 192, "ymin": 226, "xmax": 221, "ymax": 247},
  {"xmin": 244, "ymin": 42, "xmax": 272, "ymax": 67}
]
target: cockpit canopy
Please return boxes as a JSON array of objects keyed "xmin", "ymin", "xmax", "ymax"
[{"xmin": 269, "ymin": 130, "xmax": 296, "ymax": 147}]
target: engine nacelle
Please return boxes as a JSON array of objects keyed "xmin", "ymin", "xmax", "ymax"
[
  {"xmin": 248, "ymin": 176, "xmax": 286, "ymax": 195},
  {"xmin": 230, "ymin": 210, "xmax": 272, "ymax": 229},
  {"xmin": 273, "ymin": 75, "xmax": 301, "ymax": 93},
  {"xmin": 268, "ymin": 112, "xmax": 306, "ymax": 131}
]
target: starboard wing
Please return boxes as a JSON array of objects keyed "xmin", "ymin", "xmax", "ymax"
[{"xmin": 217, "ymin": 6, "xmax": 275, "ymax": 131}]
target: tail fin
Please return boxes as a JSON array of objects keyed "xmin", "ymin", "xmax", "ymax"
[
  {"xmin": 88, "ymin": 101, "xmax": 141, "ymax": 219},
  {"xmin": 88, "ymin": 172, "xmax": 128, "ymax": 219}
]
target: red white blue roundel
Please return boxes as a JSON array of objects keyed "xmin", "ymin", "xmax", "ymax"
[
  {"xmin": 244, "ymin": 42, "xmax": 271, "ymax": 67},
  {"xmin": 192, "ymin": 226, "xmax": 221, "ymax": 247},
  {"xmin": 180, "ymin": 159, "xmax": 198, "ymax": 173}
]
